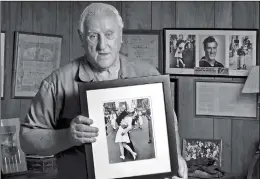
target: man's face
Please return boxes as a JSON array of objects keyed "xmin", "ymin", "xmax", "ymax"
[
  {"xmin": 204, "ymin": 42, "xmax": 218, "ymax": 61},
  {"xmin": 82, "ymin": 13, "xmax": 122, "ymax": 71}
]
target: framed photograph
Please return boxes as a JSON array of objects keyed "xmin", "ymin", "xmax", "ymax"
[
  {"xmin": 195, "ymin": 79, "xmax": 257, "ymax": 118},
  {"xmin": 120, "ymin": 30, "xmax": 162, "ymax": 72},
  {"xmin": 12, "ymin": 31, "xmax": 62, "ymax": 98},
  {"xmin": 0, "ymin": 118, "xmax": 27, "ymax": 175},
  {"xmin": 182, "ymin": 138, "xmax": 222, "ymax": 167},
  {"xmin": 79, "ymin": 75, "xmax": 178, "ymax": 179},
  {"xmin": 164, "ymin": 28, "xmax": 258, "ymax": 76},
  {"xmin": 1, "ymin": 31, "xmax": 5, "ymax": 99}
]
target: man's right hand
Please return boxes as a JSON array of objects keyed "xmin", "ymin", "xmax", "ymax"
[{"xmin": 68, "ymin": 115, "xmax": 99, "ymax": 146}]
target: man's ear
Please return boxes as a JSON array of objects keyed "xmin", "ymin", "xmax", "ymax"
[
  {"xmin": 120, "ymin": 29, "xmax": 123, "ymax": 43},
  {"xmin": 78, "ymin": 29, "xmax": 84, "ymax": 43}
]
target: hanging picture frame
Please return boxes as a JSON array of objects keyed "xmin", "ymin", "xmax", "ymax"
[
  {"xmin": 120, "ymin": 30, "xmax": 162, "ymax": 72},
  {"xmin": 163, "ymin": 28, "xmax": 258, "ymax": 77},
  {"xmin": 12, "ymin": 31, "xmax": 62, "ymax": 98}
]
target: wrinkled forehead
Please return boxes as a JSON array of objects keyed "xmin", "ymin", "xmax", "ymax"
[{"xmin": 84, "ymin": 12, "xmax": 120, "ymax": 32}]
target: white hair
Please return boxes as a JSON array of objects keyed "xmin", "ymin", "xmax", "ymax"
[{"xmin": 78, "ymin": 3, "xmax": 124, "ymax": 35}]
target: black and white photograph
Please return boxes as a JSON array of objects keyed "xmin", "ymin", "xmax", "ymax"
[
  {"xmin": 164, "ymin": 29, "xmax": 257, "ymax": 76},
  {"xmin": 229, "ymin": 35, "xmax": 255, "ymax": 71},
  {"xmin": 198, "ymin": 35, "xmax": 225, "ymax": 68},
  {"xmin": 2, "ymin": 1, "xmax": 260, "ymax": 179},
  {"xmin": 103, "ymin": 97, "xmax": 155, "ymax": 164},
  {"xmin": 182, "ymin": 138, "xmax": 222, "ymax": 167},
  {"xmin": 168, "ymin": 34, "xmax": 196, "ymax": 69},
  {"xmin": 0, "ymin": 118, "xmax": 27, "ymax": 174},
  {"xmin": 80, "ymin": 77, "xmax": 177, "ymax": 179},
  {"xmin": 0, "ymin": 126, "xmax": 20, "ymax": 163}
]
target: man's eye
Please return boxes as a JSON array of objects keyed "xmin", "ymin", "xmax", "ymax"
[
  {"xmin": 105, "ymin": 32, "xmax": 114, "ymax": 39},
  {"xmin": 89, "ymin": 34, "xmax": 98, "ymax": 41}
]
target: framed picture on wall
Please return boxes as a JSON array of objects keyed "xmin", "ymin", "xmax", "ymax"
[
  {"xmin": 0, "ymin": 118, "xmax": 27, "ymax": 175},
  {"xmin": 194, "ymin": 79, "xmax": 257, "ymax": 118},
  {"xmin": 120, "ymin": 30, "xmax": 162, "ymax": 72},
  {"xmin": 182, "ymin": 138, "xmax": 223, "ymax": 167},
  {"xmin": 79, "ymin": 75, "xmax": 178, "ymax": 179},
  {"xmin": 163, "ymin": 28, "xmax": 258, "ymax": 77},
  {"xmin": 1, "ymin": 31, "xmax": 5, "ymax": 99},
  {"xmin": 12, "ymin": 31, "xmax": 62, "ymax": 98}
]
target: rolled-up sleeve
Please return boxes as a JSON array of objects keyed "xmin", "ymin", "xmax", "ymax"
[{"xmin": 21, "ymin": 80, "xmax": 57, "ymax": 129}]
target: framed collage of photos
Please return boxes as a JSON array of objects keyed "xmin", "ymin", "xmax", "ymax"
[
  {"xmin": 182, "ymin": 138, "xmax": 223, "ymax": 167},
  {"xmin": 164, "ymin": 28, "xmax": 258, "ymax": 76},
  {"xmin": 12, "ymin": 31, "xmax": 62, "ymax": 98},
  {"xmin": 79, "ymin": 75, "xmax": 178, "ymax": 179},
  {"xmin": 120, "ymin": 30, "xmax": 162, "ymax": 72}
]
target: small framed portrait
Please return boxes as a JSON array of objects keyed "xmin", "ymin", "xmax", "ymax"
[
  {"xmin": 0, "ymin": 118, "xmax": 27, "ymax": 175},
  {"xmin": 182, "ymin": 138, "xmax": 222, "ymax": 167},
  {"xmin": 164, "ymin": 28, "xmax": 258, "ymax": 76},
  {"xmin": 79, "ymin": 75, "xmax": 178, "ymax": 179}
]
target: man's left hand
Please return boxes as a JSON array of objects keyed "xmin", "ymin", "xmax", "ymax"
[{"xmin": 166, "ymin": 155, "xmax": 188, "ymax": 179}]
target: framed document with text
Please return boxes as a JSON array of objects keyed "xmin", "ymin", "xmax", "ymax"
[
  {"xmin": 79, "ymin": 75, "xmax": 178, "ymax": 179},
  {"xmin": 195, "ymin": 80, "xmax": 257, "ymax": 118},
  {"xmin": 12, "ymin": 31, "xmax": 62, "ymax": 98},
  {"xmin": 120, "ymin": 30, "xmax": 162, "ymax": 72}
]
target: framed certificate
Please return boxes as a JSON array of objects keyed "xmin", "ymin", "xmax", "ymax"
[
  {"xmin": 12, "ymin": 31, "xmax": 62, "ymax": 98},
  {"xmin": 120, "ymin": 30, "xmax": 162, "ymax": 72}
]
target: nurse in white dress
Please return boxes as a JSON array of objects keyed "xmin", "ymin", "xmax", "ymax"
[{"xmin": 115, "ymin": 113, "xmax": 137, "ymax": 160}]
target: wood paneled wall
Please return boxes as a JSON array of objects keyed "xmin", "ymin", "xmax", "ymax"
[{"xmin": 1, "ymin": 1, "xmax": 259, "ymax": 177}]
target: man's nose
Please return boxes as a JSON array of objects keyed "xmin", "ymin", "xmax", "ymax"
[{"xmin": 97, "ymin": 34, "xmax": 107, "ymax": 50}]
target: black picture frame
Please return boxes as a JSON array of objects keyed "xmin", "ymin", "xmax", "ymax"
[
  {"xmin": 163, "ymin": 28, "xmax": 258, "ymax": 77},
  {"xmin": 79, "ymin": 75, "xmax": 178, "ymax": 179}
]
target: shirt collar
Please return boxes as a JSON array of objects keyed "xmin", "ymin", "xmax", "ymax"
[
  {"xmin": 78, "ymin": 57, "xmax": 95, "ymax": 82},
  {"xmin": 78, "ymin": 55, "xmax": 128, "ymax": 82},
  {"xmin": 118, "ymin": 55, "xmax": 128, "ymax": 79}
]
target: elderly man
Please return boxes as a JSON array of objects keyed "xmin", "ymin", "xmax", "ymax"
[{"xmin": 19, "ymin": 3, "xmax": 187, "ymax": 179}]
